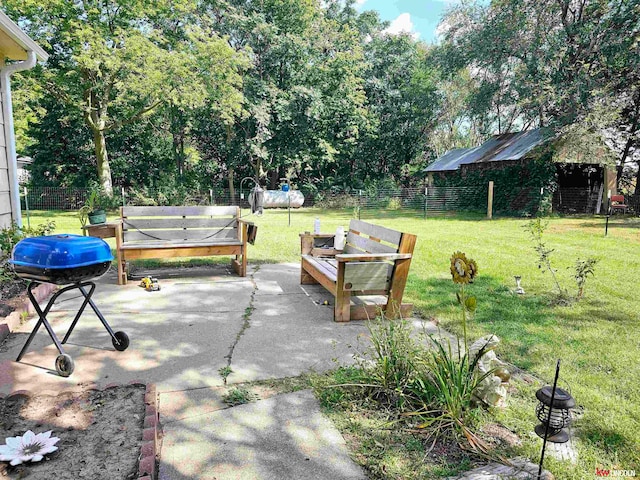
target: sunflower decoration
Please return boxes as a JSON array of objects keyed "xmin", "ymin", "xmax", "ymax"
[{"xmin": 450, "ymin": 251, "xmax": 478, "ymax": 284}]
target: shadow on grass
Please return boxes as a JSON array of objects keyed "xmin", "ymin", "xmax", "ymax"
[
  {"xmin": 358, "ymin": 210, "xmax": 487, "ymax": 222},
  {"xmin": 409, "ymin": 275, "xmax": 562, "ymax": 370},
  {"xmin": 578, "ymin": 217, "xmax": 640, "ymax": 230},
  {"xmin": 580, "ymin": 424, "xmax": 634, "ymax": 456}
]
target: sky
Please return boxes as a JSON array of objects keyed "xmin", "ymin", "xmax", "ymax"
[{"xmin": 354, "ymin": 0, "xmax": 455, "ymax": 44}]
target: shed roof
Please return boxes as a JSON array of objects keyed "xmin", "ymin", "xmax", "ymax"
[
  {"xmin": 425, "ymin": 128, "xmax": 553, "ymax": 173},
  {"xmin": 424, "ymin": 147, "xmax": 477, "ymax": 172},
  {"xmin": 0, "ymin": 10, "xmax": 48, "ymax": 62}
]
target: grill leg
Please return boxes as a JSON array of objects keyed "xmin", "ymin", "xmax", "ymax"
[
  {"xmin": 61, "ymin": 282, "xmax": 96, "ymax": 344},
  {"xmin": 16, "ymin": 282, "xmax": 70, "ymax": 361}
]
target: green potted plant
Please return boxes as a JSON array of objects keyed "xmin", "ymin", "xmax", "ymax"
[{"xmin": 78, "ymin": 189, "xmax": 107, "ymax": 226}]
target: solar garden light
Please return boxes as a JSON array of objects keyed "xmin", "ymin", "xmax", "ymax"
[
  {"xmin": 536, "ymin": 360, "xmax": 575, "ymax": 479},
  {"xmin": 514, "ymin": 275, "xmax": 525, "ymax": 294}
]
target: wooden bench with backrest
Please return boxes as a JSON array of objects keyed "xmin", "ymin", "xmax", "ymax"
[
  {"xmin": 116, "ymin": 205, "xmax": 252, "ymax": 285},
  {"xmin": 300, "ymin": 220, "xmax": 417, "ymax": 322}
]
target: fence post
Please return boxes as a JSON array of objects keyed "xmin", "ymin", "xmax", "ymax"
[
  {"xmin": 424, "ymin": 187, "xmax": 428, "ymax": 219},
  {"xmin": 210, "ymin": 189, "xmax": 214, "ymax": 206},
  {"xmin": 121, "ymin": 187, "xmax": 126, "ymax": 208},
  {"xmin": 487, "ymin": 181, "xmax": 494, "ymax": 219},
  {"xmin": 23, "ymin": 186, "xmax": 30, "ymax": 229},
  {"xmin": 358, "ymin": 190, "xmax": 362, "ymax": 220}
]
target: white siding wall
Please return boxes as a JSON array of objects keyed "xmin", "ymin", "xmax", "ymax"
[{"xmin": 0, "ymin": 78, "xmax": 12, "ymax": 230}]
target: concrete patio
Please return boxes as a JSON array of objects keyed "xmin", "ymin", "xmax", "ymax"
[{"xmin": 0, "ymin": 262, "xmax": 380, "ymax": 479}]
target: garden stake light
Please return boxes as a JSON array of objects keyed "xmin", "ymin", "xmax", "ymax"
[{"xmin": 536, "ymin": 359, "xmax": 575, "ymax": 479}]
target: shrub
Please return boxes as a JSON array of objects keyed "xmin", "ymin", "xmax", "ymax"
[
  {"xmin": 314, "ymin": 193, "xmax": 359, "ymax": 209},
  {"xmin": 0, "ymin": 221, "xmax": 56, "ymax": 283},
  {"xmin": 387, "ymin": 197, "xmax": 402, "ymax": 210}
]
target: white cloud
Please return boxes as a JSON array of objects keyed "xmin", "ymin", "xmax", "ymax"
[{"xmin": 382, "ymin": 13, "xmax": 420, "ymax": 39}]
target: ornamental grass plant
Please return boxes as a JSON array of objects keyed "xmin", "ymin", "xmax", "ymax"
[{"xmin": 323, "ymin": 253, "xmax": 496, "ymax": 455}]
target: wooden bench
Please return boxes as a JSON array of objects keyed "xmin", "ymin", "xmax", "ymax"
[
  {"xmin": 300, "ymin": 220, "xmax": 417, "ymax": 322},
  {"xmin": 116, "ymin": 206, "xmax": 253, "ymax": 285}
]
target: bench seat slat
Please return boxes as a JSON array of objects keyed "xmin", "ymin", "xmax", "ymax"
[
  {"xmin": 301, "ymin": 255, "xmax": 338, "ymax": 282},
  {"xmin": 337, "ymin": 253, "xmax": 412, "ymax": 262}
]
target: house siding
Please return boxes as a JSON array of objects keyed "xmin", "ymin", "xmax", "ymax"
[{"xmin": 0, "ymin": 75, "xmax": 13, "ymax": 229}]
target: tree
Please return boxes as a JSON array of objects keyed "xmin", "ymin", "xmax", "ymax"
[
  {"xmin": 192, "ymin": 0, "xmax": 370, "ymax": 192},
  {"xmin": 3, "ymin": 1, "xmax": 246, "ymax": 195},
  {"xmin": 356, "ymin": 33, "xmax": 439, "ymax": 185},
  {"xmin": 438, "ymin": 0, "xmax": 640, "ymax": 187}
]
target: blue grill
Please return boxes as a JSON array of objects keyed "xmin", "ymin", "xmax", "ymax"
[
  {"xmin": 9, "ymin": 234, "xmax": 127, "ymax": 377},
  {"xmin": 11, "ymin": 234, "xmax": 113, "ymax": 284}
]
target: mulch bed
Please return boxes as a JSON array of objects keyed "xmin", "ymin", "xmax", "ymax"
[
  {"xmin": 0, "ymin": 280, "xmax": 27, "ymax": 318},
  {"xmin": 0, "ymin": 385, "xmax": 145, "ymax": 479}
]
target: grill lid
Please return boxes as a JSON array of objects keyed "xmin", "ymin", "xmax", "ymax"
[{"xmin": 11, "ymin": 234, "xmax": 114, "ymax": 269}]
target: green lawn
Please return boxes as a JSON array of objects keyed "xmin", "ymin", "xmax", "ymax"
[{"xmin": 25, "ymin": 208, "xmax": 640, "ymax": 477}]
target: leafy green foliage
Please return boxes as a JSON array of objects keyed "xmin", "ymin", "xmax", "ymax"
[
  {"xmin": 410, "ymin": 337, "xmax": 492, "ymax": 437},
  {"xmin": 364, "ymin": 319, "xmax": 421, "ymax": 409},
  {"xmin": 218, "ymin": 366, "xmax": 233, "ymax": 386},
  {"xmin": 323, "ymin": 315, "xmax": 493, "ymax": 454},
  {"xmin": 222, "ymin": 387, "xmax": 258, "ymax": 407},
  {"xmin": 0, "ymin": 221, "xmax": 56, "ymax": 282},
  {"xmin": 433, "ymin": 156, "xmax": 557, "ymax": 215},
  {"xmin": 437, "ymin": 0, "xmax": 640, "ymax": 186},
  {"xmin": 4, "ymin": 0, "xmax": 247, "ymax": 195},
  {"xmin": 524, "ymin": 218, "xmax": 565, "ymax": 296},
  {"xmin": 525, "ymin": 218, "xmax": 599, "ymax": 301},
  {"xmin": 574, "ymin": 257, "xmax": 599, "ymax": 299}
]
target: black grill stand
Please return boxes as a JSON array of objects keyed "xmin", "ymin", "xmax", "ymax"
[{"xmin": 16, "ymin": 281, "xmax": 129, "ymax": 377}]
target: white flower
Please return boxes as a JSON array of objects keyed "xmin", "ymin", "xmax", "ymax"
[{"xmin": 0, "ymin": 430, "xmax": 60, "ymax": 466}]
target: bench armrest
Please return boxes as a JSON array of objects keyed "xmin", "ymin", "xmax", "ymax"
[
  {"xmin": 237, "ymin": 219, "xmax": 258, "ymax": 245},
  {"xmin": 298, "ymin": 233, "xmax": 335, "ymax": 239},
  {"xmin": 300, "ymin": 232, "xmax": 335, "ymax": 254},
  {"xmin": 335, "ymin": 253, "xmax": 412, "ymax": 262}
]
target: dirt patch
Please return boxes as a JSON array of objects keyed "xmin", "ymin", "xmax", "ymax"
[
  {"xmin": 0, "ymin": 280, "xmax": 28, "ymax": 318},
  {"xmin": 0, "ymin": 385, "xmax": 145, "ymax": 479},
  {"xmin": 481, "ymin": 423, "xmax": 522, "ymax": 449}
]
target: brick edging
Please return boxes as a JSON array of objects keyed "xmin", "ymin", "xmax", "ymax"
[
  {"xmin": 0, "ymin": 381, "xmax": 160, "ymax": 480},
  {"xmin": 138, "ymin": 382, "xmax": 159, "ymax": 480},
  {"xmin": 0, "ymin": 282, "xmax": 58, "ymax": 344}
]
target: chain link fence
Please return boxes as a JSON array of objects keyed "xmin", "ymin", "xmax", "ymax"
[
  {"xmin": 21, "ymin": 185, "xmax": 486, "ymax": 217},
  {"xmin": 21, "ymin": 185, "xmax": 633, "ymax": 217}
]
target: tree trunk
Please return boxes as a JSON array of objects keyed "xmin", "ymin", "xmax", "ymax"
[
  {"xmin": 269, "ymin": 169, "xmax": 279, "ymax": 189},
  {"xmin": 93, "ymin": 127, "xmax": 113, "ymax": 196},
  {"xmin": 228, "ymin": 168, "xmax": 236, "ymax": 204},
  {"xmin": 254, "ymin": 157, "xmax": 262, "ymax": 184},
  {"xmin": 619, "ymin": 116, "xmax": 639, "ymax": 188},
  {"xmin": 173, "ymin": 131, "xmax": 185, "ymax": 177}
]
